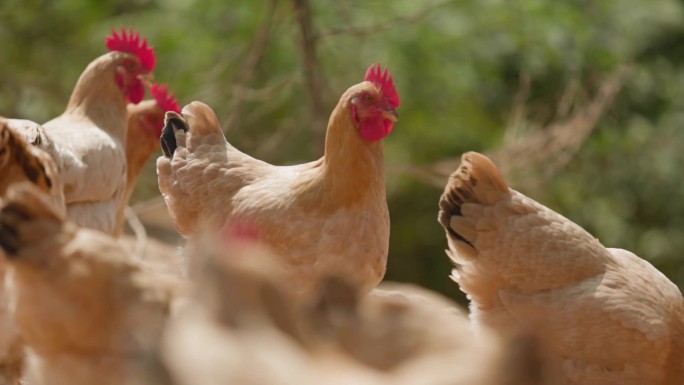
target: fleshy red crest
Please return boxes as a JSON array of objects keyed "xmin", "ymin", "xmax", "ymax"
[
  {"xmin": 105, "ymin": 27, "xmax": 156, "ymax": 72},
  {"xmin": 150, "ymin": 83, "xmax": 180, "ymax": 113},
  {"xmin": 364, "ymin": 63, "xmax": 399, "ymax": 108},
  {"xmin": 127, "ymin": 81, "xmax": 145, "ymax": 104}
]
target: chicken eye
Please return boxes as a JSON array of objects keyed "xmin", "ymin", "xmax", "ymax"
[
  {"xmin": 364, "ymin": 94, "xmax": 373, "ymax": 103},
  {"xmin": 121, "ymin": 59, "xmax": 136, "ymax": 71}
]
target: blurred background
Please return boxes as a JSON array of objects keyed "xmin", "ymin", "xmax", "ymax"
[{"xmin": 2, "ymin": 0, "xmax": 684, "ymax": 304}]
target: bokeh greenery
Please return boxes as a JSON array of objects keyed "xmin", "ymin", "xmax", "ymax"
[{"xmin": 3, "ymin": 0, "xmax": 684, "ymax": 304}]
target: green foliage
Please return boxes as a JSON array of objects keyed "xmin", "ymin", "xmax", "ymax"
[{"xmin": 3, "ymin": 0, "xmax": 684, "ymax": 303}]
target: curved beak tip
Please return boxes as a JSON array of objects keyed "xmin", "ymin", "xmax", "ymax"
[
  {"xmin": 138, "ymin": 73, "xmax": 155, "ymax": 87},
  {"xmin": 382, "ymin": 109, "xmax": 399, "ymax": 122}
]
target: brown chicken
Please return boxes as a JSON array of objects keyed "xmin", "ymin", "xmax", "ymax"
[
  {"xmin": 115, "ymin": 83, "xmax": 180, "ymax": 236},
  {"xmin": 0, "ymin": 183, "xmax": 179, "ymax": 385},
  {"xmin": 4, "ymin": 28, "xmax": 156, "ymax": 235},
  {"xmin": 0, "ymin": 118, "xmax": 64, "ymax": 380},
  {"xmin": 157, "ymin": 64, "xmax": 400, "ymax": 296},
  {"xmin": 0, "ymin": 120, "xmax": 65, "ymax": 385},
  {"xmin": 0, "ymin": 119, "xmax": 64, "ymax": 207},
  {"xmin": 438, "ymin": 151, "xmax": 684, "ymax": 385}
]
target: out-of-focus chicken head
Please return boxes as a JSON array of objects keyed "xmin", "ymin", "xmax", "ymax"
[
  {"xmin": 140, "ymin": 83, "xmax": 181, "ymax": 137},
  {"xmin": 126, "ymin": 83, "xmax": 180, "ymax": 144},
  {"xmin": 106, "ymin": 27, "xmax": 156, "ymax": 104},
  {"xmin": 115, "ymin": 83, "xmax": 181, "ymax": 236},
  {"xmin": 349, "ymin": 64, "xmax": 400, "ymax": 142}
]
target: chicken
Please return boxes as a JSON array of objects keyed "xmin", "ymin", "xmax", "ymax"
[
  {"xmin": 0, "ymin": 183, "xmax": 179, "ymax": 385},
  {"xmin": 159, "ymin": 232, "xmax": 541, "ymax": 385},
  {"xmin": 157, "ymin": 64, "xmax": 399, "ymax": 296},
  {"xmin": 438, "ymin": 151, "xmax": 684, "ymax": 385},
  {"xmin": 4, "ymin": 28, "xmax": 156, "ymax": 235},
  {"xmin": 0, "ymin": 118, "xmax": 66, "ymax": 384},
  {"xmin": 115, "ymin": 83, "xmax": 180, "ymax": 236},
  {"xmin": 0, "ymin": 120, "xmax": 66, "ymax": 385}
]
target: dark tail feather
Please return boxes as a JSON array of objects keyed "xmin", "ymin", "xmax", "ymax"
[
  {"xmin": 439, "ymin": 180, "xmax": 474, "ymax": 248},
  {"xmin": 160, "ymin": 112, "xmax": 188, "ymax": 158},
  {"xmin": 438, "ymin": 152, "xmax": 509, "ymax": 252}
]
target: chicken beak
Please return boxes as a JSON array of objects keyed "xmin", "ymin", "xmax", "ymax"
[
  {"xmin": 138, "ymin": 73, "xmax": 155, "ymax": 87},
  {"xmin": 382, "ymin": 108, "xmax": 399, "ymax": 122}
]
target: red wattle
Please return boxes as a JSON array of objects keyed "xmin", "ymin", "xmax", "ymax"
[
  {"xmin": 127, "ymin": 80, "xmax": 145, "ymax": 104},
  {"xmin": 359, "ymin": 115, "xmax": 393, "ymax": 142}
]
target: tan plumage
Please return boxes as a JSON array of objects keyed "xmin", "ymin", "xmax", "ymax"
[
  {"xmin": 157, "ymin": 74, "xmax": 397, "ymax": 296},
  {"xmin": 0, "ymin": 183, "xmax": 179, "ymax": 385},
  {"xmin": 438, "ymin": 151, "xmax": 684, "ymax": 384}
]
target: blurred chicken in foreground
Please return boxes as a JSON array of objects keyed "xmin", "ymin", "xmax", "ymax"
[
  {"xmin": 159, "ymin": 233, "xmax": 546, "ymax": 385},
  {"xmin": 157, "ymin": 64, "xmax": 399, "ymax": 297},
  {"xmin": 0, "ymin": 120, "xmax": 65, "ymax": 385},
  {"xmin": 0, "ymin": 183, "xmax": 180, "ymax": 385},
  {"xmin": 438, "ymin": 151, "xmax": 684, "ymax": 384}
]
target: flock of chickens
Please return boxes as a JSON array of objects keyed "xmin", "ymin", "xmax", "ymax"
[{"xmin": 0, "ymin": 27, "xmax": 682, "ymax": 385}]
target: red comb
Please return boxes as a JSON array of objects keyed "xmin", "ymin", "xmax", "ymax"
[
  {"xmin": 150, "ymin": 83, "xmax": 180, "ymax": 113},
  {"xmin": 105, "ymin": 27, "xmax": 156, "ymax": 72},
  {"xmin": 364, "ymin": 63, "xmax": 399, "ymax": 108}
]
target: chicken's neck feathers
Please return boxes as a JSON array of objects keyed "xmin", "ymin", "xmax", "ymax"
[
  {"xmin": 54, "ymin": 52, "xmax": 128, "ymax": 141},
  {"xmin": 124, "ymin": 101, "xmax": 161, "ymax": 188},
  {"xmin": 304, "ymin": 96, "xmax": 386, "ymax": 206}
]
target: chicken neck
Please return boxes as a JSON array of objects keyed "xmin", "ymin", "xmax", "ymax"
[
  {"xmin": 55, "ymin": 52, "xmax": 129, "ymax": 141},
  {"xmin": 124, "ymin": 101, "xmax": 160, "ymax": 191},
  {"xmin": 314, "ymin": 99, "xmax": 386, "ymax": 207}
]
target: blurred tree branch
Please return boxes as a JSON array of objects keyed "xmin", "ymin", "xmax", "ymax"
[
  {"xmin": 221, "ymin": 0, "xmax": 280, "ymax": 131},
  {"xmin": 292, "ymin": 0, "xmax": 327, "ymax": 147},
  {"xmin": 406, "ymin": 65, "xmax": 633, "ymax": 191},
  {"xmin": 314, "ymin": 0, "xmax": 456, "ymax": 41}
]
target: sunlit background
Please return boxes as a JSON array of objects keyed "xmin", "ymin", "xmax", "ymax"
[{"xmin": 3, "ymin": 0, "xmax": 684, "ymax": 303}]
